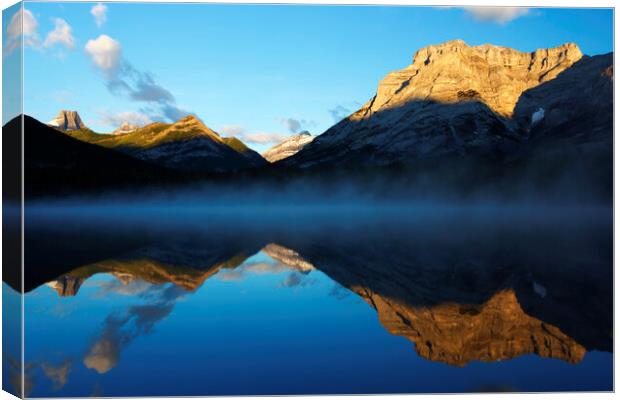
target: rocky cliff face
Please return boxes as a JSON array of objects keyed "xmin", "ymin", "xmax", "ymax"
[
  {"xmin": 281, "ymin": 41, "xmax": 610, "ymax": 169},
  {"xmin": 48, "ymin": 110, "xmax": 86, "ymax": 131},
  {"xmin": 364, "ymin": 40, "xmax": 582, "ymax": 118},
  {"xmin": 262, "ymin": 131, "xmax": 314, "ymax": 162}
]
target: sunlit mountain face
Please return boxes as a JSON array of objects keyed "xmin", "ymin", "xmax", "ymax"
[{"xmin": 9, "ymin": 205, "xmax": 611, "ymax": 396}]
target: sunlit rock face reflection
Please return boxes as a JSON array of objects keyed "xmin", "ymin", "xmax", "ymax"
[
  {"xmin": 43, "ymin": 241, "xmax": 262, "ymax": 296},
  {"xmin": 46, "ymin": 275, "xmax": 84, "ymax": 297},
  {"xmin": 357, "ymin": 288, "xmax": 585, "ymax": 366},
  {"xmin": 41, "ymin": 240, "xmax": 604, "ymax": 368}
]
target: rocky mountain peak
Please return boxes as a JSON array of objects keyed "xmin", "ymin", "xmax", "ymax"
[
  {"xmin": 263, "ymin": 132, "xmax": 315, "ymax": 163},
  {"xmin": 48, "ymin": 110, "xmax": 86, "ymax": 131},
  {"xmin": 178, "ymin": 114, "xmax": 200, "ymax": 123},
  {"xmin": 360, "ymin": 40, "xmax": 583, "ymax": 119},
  {"xmin": 282, "ymin": 41, "xmax": 609, "ymax": 170},
  {"xmin": 164, "ymin": 114, "xmax": 222, "ymax": 142}
]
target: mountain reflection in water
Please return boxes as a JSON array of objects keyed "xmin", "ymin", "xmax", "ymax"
[{"xmin": 15, "ymin": 205, "xmax": 613, "ymax": 396}]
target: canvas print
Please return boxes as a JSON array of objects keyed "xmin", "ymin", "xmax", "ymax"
[{"xmin": 1, "ymin": 2, "xmax": 614, "ymax": 397}]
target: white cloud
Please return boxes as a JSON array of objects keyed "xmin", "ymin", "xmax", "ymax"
[
  {"xmin": 41, "ymin": 360, "xmax": 71, "ymax": 390},
  {"xmin": 219, "ymin": 125, "xmax": 246, "ymax": 136},
  {"xmin": 4, "ymin": 8, "xmax": 40, "ymax": 55},
  {"xmin": 91, "ymin": 3, "xmax": 108, "ymax": 28},
  {"xmin": 463, "ymin": 7, "xmax": 529, "ymax": 24},
  {"xmin": 85, "ymin": 34, "xmax": 121, "ymax": 72},
  {"xmin": 10, "ymin": 8, "xmax": 38, "ymax": 39},
  {"xmin": 241, "ymin": 132, "xmax": 290, "ymax": 144},
  {"xmin": 98, "ymin": 110, "xmax": 153, "ymax": 129},
  {"xmin": 85, "ymin": 35, "xmax": 189, "ymax": 122},
  {"xmin": 43, "ymin": 18, "xmax": 74, "ymax": 49},
  {"xmin": 83, "ymin": 337, "xmax": 118, "ymax": 374},
  {"xmin": 220, "ymin": 125, "xmax": 289, "ymax": 145}
]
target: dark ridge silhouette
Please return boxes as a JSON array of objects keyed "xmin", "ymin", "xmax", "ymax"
[
  {"xmin": 3, "ymin": 114, "xmax": 22, "ymax": 290},
  {"xmin": 17, "ymin": 115, "xmax": 189, "ymax": 197}
]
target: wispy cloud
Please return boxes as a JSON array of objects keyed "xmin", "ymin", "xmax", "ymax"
[
  {"xmin": 97, "ymin": 110, "xmax": 153, "ymax": 130},
  {"xmin": 217, "ymin": 261, "xmax": 291, "ymax": 281},
  {"xmin": 217, "ymin": 260, "xmax": 315, "ymax": 289},
  {"xmin": 4, "ymin": 9, "xmax": 75, "ymax": 57},
  {"xmin": 281, "ymin": 117, "xmax": 316, "ymax": 134},
  {"xmin": 279, "ymin": 272, "xmax": 314, "ymax": 288},
  {"xmin": 219, "ymin": 125, "xmax": 245, "ymax": 137},
  {"xmin": 7, "ymin": 357, "xmax": 35, "ymax": 397},
  {"xmin": 91, "ymin": 3, "xmax": 108, "ymax": 28},
  {"xmin": 52, "ymin": 89, "xmax": 74, "ymax": 104},
  {"xmin": 4, "ymin": 8, "xmax": 40, "ymax": 56},
  {"xmin": 41, "ymin": 360, "xmax": 71, "ymax": 391},
  {"xmin": 85, "ymin": 34, "xmax": 189, "ymax": 122},
  {"xmin": 328, "ymin": 105, "xmax": 351, "ymax": 122},
  {"xmin": 220, "ymin": 125, "xmax": 289, "ymax": 145},
  {"xmin": 43, "ymin": 18, "xmax": 75, "ymax": 49},
  {"xmin": 94, "ymin": 275, "xmax": 153, "ymax": 295},
  {"xmin": 83, "ymin": 284, "xmax": 186, "ymax": 374},
  {"xmin": 239, "ymin": 132, "xmax": 290, "ymax": 145},
  {"xmin": 463, "ymin": 7, "xmax": 529, "ymax": 24}
]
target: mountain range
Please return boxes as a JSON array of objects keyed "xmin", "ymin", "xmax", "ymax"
[
  {"xmin": 63, "ymin": 114, "xmax": 266, "ymax": 172},
  {"xmin": 279, "ymin": 40, "xmax": 612, "ymax": 168},
  {"xmin": 15, "ymin": 39, "xmax": 613, "ymax": 197}
]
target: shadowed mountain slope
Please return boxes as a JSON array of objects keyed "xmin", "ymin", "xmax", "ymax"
[
  {"xmin": 281, "ymin": 41, "xmax": 611, "ymax": 170},
  {"xmin": 19, "ymin": 115, "xmax": 179, "ymax": 197},
  {"xmin": 64, "ymin": 115, "xmax": 266, "ymax": 172},
  {"xmin": 513, "ymin": 52, "xmax": 613, "ymax": 150}
]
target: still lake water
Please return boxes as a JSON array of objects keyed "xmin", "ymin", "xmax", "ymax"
[{"xmin": 6, "ymin": 203, "xmax": 613, "ymax": 396}]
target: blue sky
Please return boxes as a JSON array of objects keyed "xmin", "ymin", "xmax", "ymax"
[{"xmin": 4, "ymin": 3, "xmax": 614, "ymax": 152}]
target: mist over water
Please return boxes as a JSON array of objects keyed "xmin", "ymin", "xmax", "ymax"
[
  {"xmin": 14, "ymin": 167, "xmax": 613, "ymax": 397},
  {"xmin": 16, "ymin": 200, "xmax": 612, "ymax": 396},
  {"xmin": 25, "ymin": 165, "xmax": 613, "ymax": 217}
]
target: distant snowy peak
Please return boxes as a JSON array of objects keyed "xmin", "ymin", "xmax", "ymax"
[
  {"xmin": 48, "ymin": 110, "xmax": 86, "ymax": 131},
  {"xmin": 263, "ymin": 131, "xmax": 315, "ymax": 163},
  {"xmin": 111, "ymin": 122, "xmax": 139, "ymax": 135}
]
